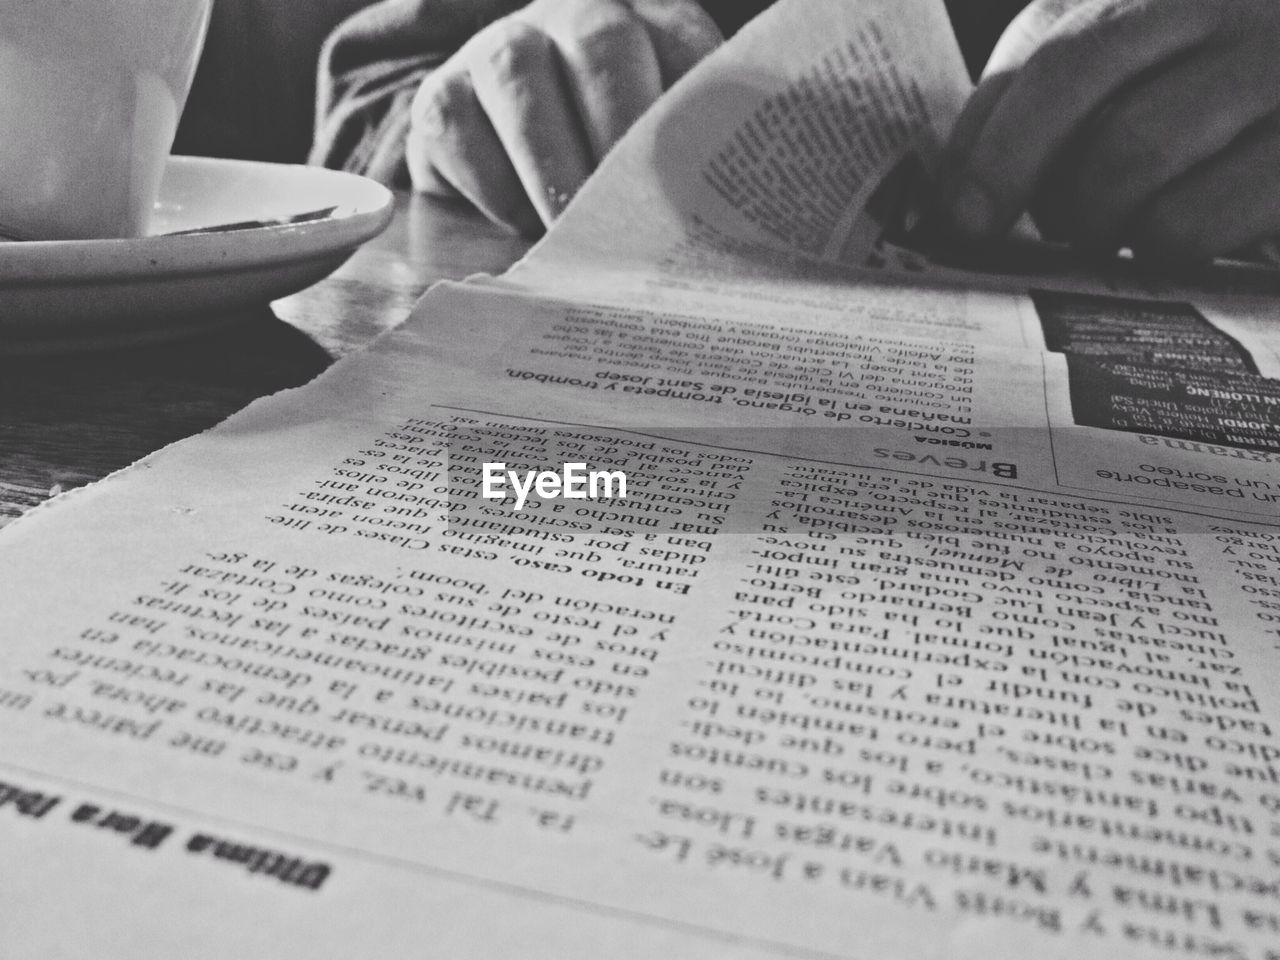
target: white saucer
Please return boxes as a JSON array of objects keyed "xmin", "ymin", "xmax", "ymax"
[{"xmin": 0, "ymin": 156, "xmax": 394, "ymax": 352}]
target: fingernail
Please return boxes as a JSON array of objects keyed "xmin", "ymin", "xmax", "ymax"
[{"xmin": 949, "ymin": 180, "xmax": 995, "ymax": 237}]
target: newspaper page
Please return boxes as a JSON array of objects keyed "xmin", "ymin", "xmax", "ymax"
[{"xmin": 3, "ymin": 1, "xmax": 1280, "ymax": 959}]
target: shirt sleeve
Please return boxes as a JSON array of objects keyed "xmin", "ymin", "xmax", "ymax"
[{"xmin": 309, "ymin": 0, "xmax": 523, "ymax": 184}]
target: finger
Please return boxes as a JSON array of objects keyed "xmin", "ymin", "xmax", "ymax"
[
  {"xmin": 467, "ymin": 19, "xmax": 594, "ymax": 227},
  {"xmin": 1054, "ymin": 45, "xmax": 1280, "ymax": 251},
  {"xmin": 541, "ymin": 0, "xmax": 664, "ymax": 161},
  {"xmin": 945, "ymin": 0, "xmax": 1221, "ymax": 237},
  {"xmin": 406, "ymin": 70, "xmax": 542, "ymax": 236},
  {"xmin": 942, "ymin": 0, "xmax": 1102, "ymax": 236},
  {"xmin": 1131, "ymin": 112, "xmax": 1280, "ymax": 263},
  {"xmin": 938, "ymin": 71, "xmax": 1016, "ymax": 188},
  {"xmin": 625, "ymin": 0, "xmax": 723, "ymax": 84},
  {"xmin": 942, "ymin": 0, "xmax": 1081, "ymax": 188}
]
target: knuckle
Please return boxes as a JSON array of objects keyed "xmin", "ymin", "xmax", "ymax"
[
  {"xmin": 635, "ymin": 0, "xmax": 716, "ymax": 25},
  {"xmin": 523, "ymin": 0, "xmax": 583, "ymax": 21},
  {"xmin": 636, "ymin": 0, "xmax": 723, "ymax": 55},
  {"xmin": 475, "ymin": 19, "xmax": 551, "ymax": 83},
  {"xmin": 410, "ymin": 74, "xmax": 470, "ymax": 139},
  {"xmin": 562, "ymin": 5, "xmax": 644, "ymax": 64}
]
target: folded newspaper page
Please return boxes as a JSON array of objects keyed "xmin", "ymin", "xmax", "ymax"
[{"xmin": 3, "ymin": 1, "xmax": 1280, "ymax": 958}]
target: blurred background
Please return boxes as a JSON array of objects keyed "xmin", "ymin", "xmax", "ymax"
[{"xmin": 174, "ymin": 0, "xmax": 371, "ymax": 163}]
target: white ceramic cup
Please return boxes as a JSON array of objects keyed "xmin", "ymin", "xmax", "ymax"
[{"xmin": 0, "ymin": 0, "xmax": 213, "ymax": 240}]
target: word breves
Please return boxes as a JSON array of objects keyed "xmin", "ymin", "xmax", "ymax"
[
  {"xmin": 0, "ymin": 779, "xmax": 60, "ymax": 819},
  {"xmin": 482, "ymin": 462, "xmax": 627, "ymax": 511}
]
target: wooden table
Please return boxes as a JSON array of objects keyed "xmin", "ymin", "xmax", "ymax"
[{"xmin": 0, "ymin": 193, "xmax": 531, "ymax": 524}]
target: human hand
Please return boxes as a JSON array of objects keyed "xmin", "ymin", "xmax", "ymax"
[
  {"xmin": 941, "ymin": 0, "xmax": 1280, "ymax": 264},
  {"xmin": 405, "ymin": 0, "xmax": 721, "ymax": 235}
]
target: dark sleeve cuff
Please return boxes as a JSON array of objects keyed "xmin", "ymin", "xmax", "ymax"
[{"xmin": 309, "ymin": 0, "xmax": 522, "ymax": 185}]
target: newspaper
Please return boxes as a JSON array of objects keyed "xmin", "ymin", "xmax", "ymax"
[{"xmin": 3, "ymin": 1, "xmax": 1280, "ymax": 957}]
